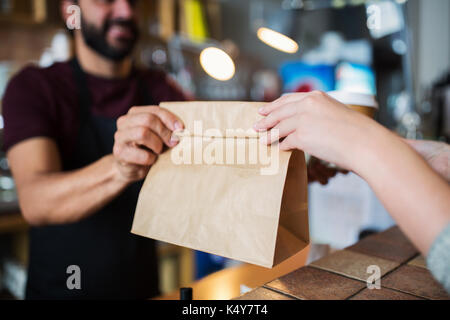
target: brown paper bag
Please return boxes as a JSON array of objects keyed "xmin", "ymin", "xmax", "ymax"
[{"xmin": 131, "ymin": 101, "xmax": 309, "ymax": 268}]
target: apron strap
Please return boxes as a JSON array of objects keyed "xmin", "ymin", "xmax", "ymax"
[
  {"xmin": 69, "ymin": 57, "xmax": 155, "ymax": 155},
  {"xmin": 70, "ymin": 58, "xmax": 107, "ymax": 157},
  {"xmin": 137, "ymin": 72, "xmax": 155, "ymax": 106},
  {"xmin": 70, "ymin": 58, "xmax": 92, "ymax": 124}
]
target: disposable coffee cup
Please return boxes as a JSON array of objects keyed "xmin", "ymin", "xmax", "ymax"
[{"xmin": 327, "ymin": 90, "xmax": 378, "ymax": 118}]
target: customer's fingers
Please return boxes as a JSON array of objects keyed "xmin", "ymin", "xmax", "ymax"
[
  {"xmin": 258, "ymin": 93, "xmax": 308, "ymax": 116},
  {"xmin": 260, "ymin": 117, "xmax": 298, "ymax": 145},
  {"xmin": 254, "ymin": 104, "xmax": 298, "ymax": 131},
  {"xmin": 279, "ymin": 133, "xmax": 299, "ymax": 151}
]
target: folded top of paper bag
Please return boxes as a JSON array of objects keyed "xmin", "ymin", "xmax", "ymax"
[{"xmin": 160, "ymin": 101, "xmax": 265, "ymax": 138}]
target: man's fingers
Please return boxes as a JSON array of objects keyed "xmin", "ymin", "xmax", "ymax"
[
  {"xmin": 115, "ymin": 127, "xmax": 164, "ymax": 154},
  {"xmin": 119, "ymin": 113, "xmax": 176, "ymax": 148},
  {"xmin": 315, "ymin": 163, "xmax": 338, "ymax": 179},
  {"xmin": 122, "ymin": 107, "xmax": 183, "ymax": 147},
  {"xmin": 152, "ymin": 107, "xmax": 184, "ymax": 132},
  {"xmin": 128, "ymin": 105, "xmax": 159, "ymax": 115},
  {"xmin": 307, "ymin": 159, "xmax": 321, "ymax": 183},
  {"xmin": 147, "ymin": 117, "xmax": 176, "ymax": 147},
  {"xmin": 117, "ymin": 113, "xmax": 158, "ymax": 130},
  {"xmin": 114, "ymin": 144, "xmax": 157, "ymax": 166},
  {"xmin": 128, "ymin": 106, "xmax": 184, "ymax": 131}
]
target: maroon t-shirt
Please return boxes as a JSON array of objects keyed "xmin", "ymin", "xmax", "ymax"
[{"xmin": 2, "ymin": 61, "xmax": 186, "ymax": 162}]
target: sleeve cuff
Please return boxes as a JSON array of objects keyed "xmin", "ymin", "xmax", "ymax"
[{"xmin": 426, "ymin": 223, "xmax": 450, "ymax": 293}]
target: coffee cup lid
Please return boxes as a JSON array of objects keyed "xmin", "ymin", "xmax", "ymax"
[{"xmin": 327, "ymin": 91, "xmax": 378, "ymax": 109}]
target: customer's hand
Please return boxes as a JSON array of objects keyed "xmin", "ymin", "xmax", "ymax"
[
  {"xmin": 113, "ymin": 106, "xmax": 183, "ymax": 183},
  {"xmin": 254, "ymin": 92, "xmax": 450, "ymax": 264},
  {"xmin": 405, "ymin": 139, "xmax": 450, "ymax": 182},
  {"xmin": 254, "ymin": 91, "xmax": 379, "ymax": 172}
]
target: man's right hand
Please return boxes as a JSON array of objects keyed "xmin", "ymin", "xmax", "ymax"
[{"xmin": 113, "ymin": 106, "xmax": 184, "ymax": 183}]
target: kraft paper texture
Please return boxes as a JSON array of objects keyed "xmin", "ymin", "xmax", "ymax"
[{"xmin": 131, "ymin": 101, "xmax": 309, "ymax": 268}]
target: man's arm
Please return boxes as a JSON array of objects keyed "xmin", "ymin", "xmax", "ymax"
[
  {"xmin": 8, "ymin": 106, "xmax": 183, "ymax": 226},
  {"xmin": 8, "ymin": 138, "xmax": 129, "ymax": 225}
]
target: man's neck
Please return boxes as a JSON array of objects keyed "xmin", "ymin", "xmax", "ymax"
[{"xmin": 74, "ymin": 34, "xmax": 132, "ymax": 79}]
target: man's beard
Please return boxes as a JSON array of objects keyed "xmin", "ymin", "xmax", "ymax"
[{"xmin": 80, "ymin": 17, "xmax": 139, "ymax": 62}]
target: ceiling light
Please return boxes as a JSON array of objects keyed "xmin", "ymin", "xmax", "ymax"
[
  {"xmin": 199, "ymin": 47, "xmax": 235, "ymax": 81},
  {"xmin": 257, "ymin": 27, "xmax": 299, "ymax": 54}
]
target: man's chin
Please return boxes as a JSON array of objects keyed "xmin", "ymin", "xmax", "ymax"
[
  {"xmin": 106, "ymin": 49, "xmax": 134, "ymax": 62},
  {"xmin": 107, "ymin": 37, "xmax": 131, "ymax": 48},
  {"xmin": 101, "ymin": 40, "xmax": 134, "ymax": 59}
]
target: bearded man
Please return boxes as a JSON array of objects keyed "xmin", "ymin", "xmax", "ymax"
[{"xmin": 2, "ymin": 0, "xmax": 186, "ymax": 299}]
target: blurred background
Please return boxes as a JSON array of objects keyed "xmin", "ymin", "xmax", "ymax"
[{"xmin": 0, "ymin": 0, "xmax": 449, "ymax": 299}]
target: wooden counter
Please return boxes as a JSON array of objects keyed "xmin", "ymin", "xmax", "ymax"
[
  {"xmin": 236, "ymin": 226, "xmax": 450, "ymax": 300},
  {"xmin": 0, "ymin": 212, "xmax": 28, "ymax": 234},
  {"xmin": 0, "ymin": 210, "xmax": 29, "ymax": 266},
  {"xmin": 0, "ymin": 199, "xmax": 25, "ymax": 234},
  {"xmin": 156, "ymin": 246, "xmax": 310, "ymax": 300}
]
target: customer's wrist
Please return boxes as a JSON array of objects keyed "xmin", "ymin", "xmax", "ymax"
[{"xmin": 348, "ymin": 121, "xmax": 393, "ymax": 178}]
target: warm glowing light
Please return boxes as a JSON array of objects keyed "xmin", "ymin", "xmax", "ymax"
[
  {"xmin": 257, "ymin": 27, "xmax": 299, "ymax": 54},
  {"xmin": 199, "ymin": 47, "xmax": 235, "ymax": 81}
]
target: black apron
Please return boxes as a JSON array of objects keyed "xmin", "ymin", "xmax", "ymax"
[{"xmin": 25, "ymin": 58, "xmax": 159, "ymax": 300}]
